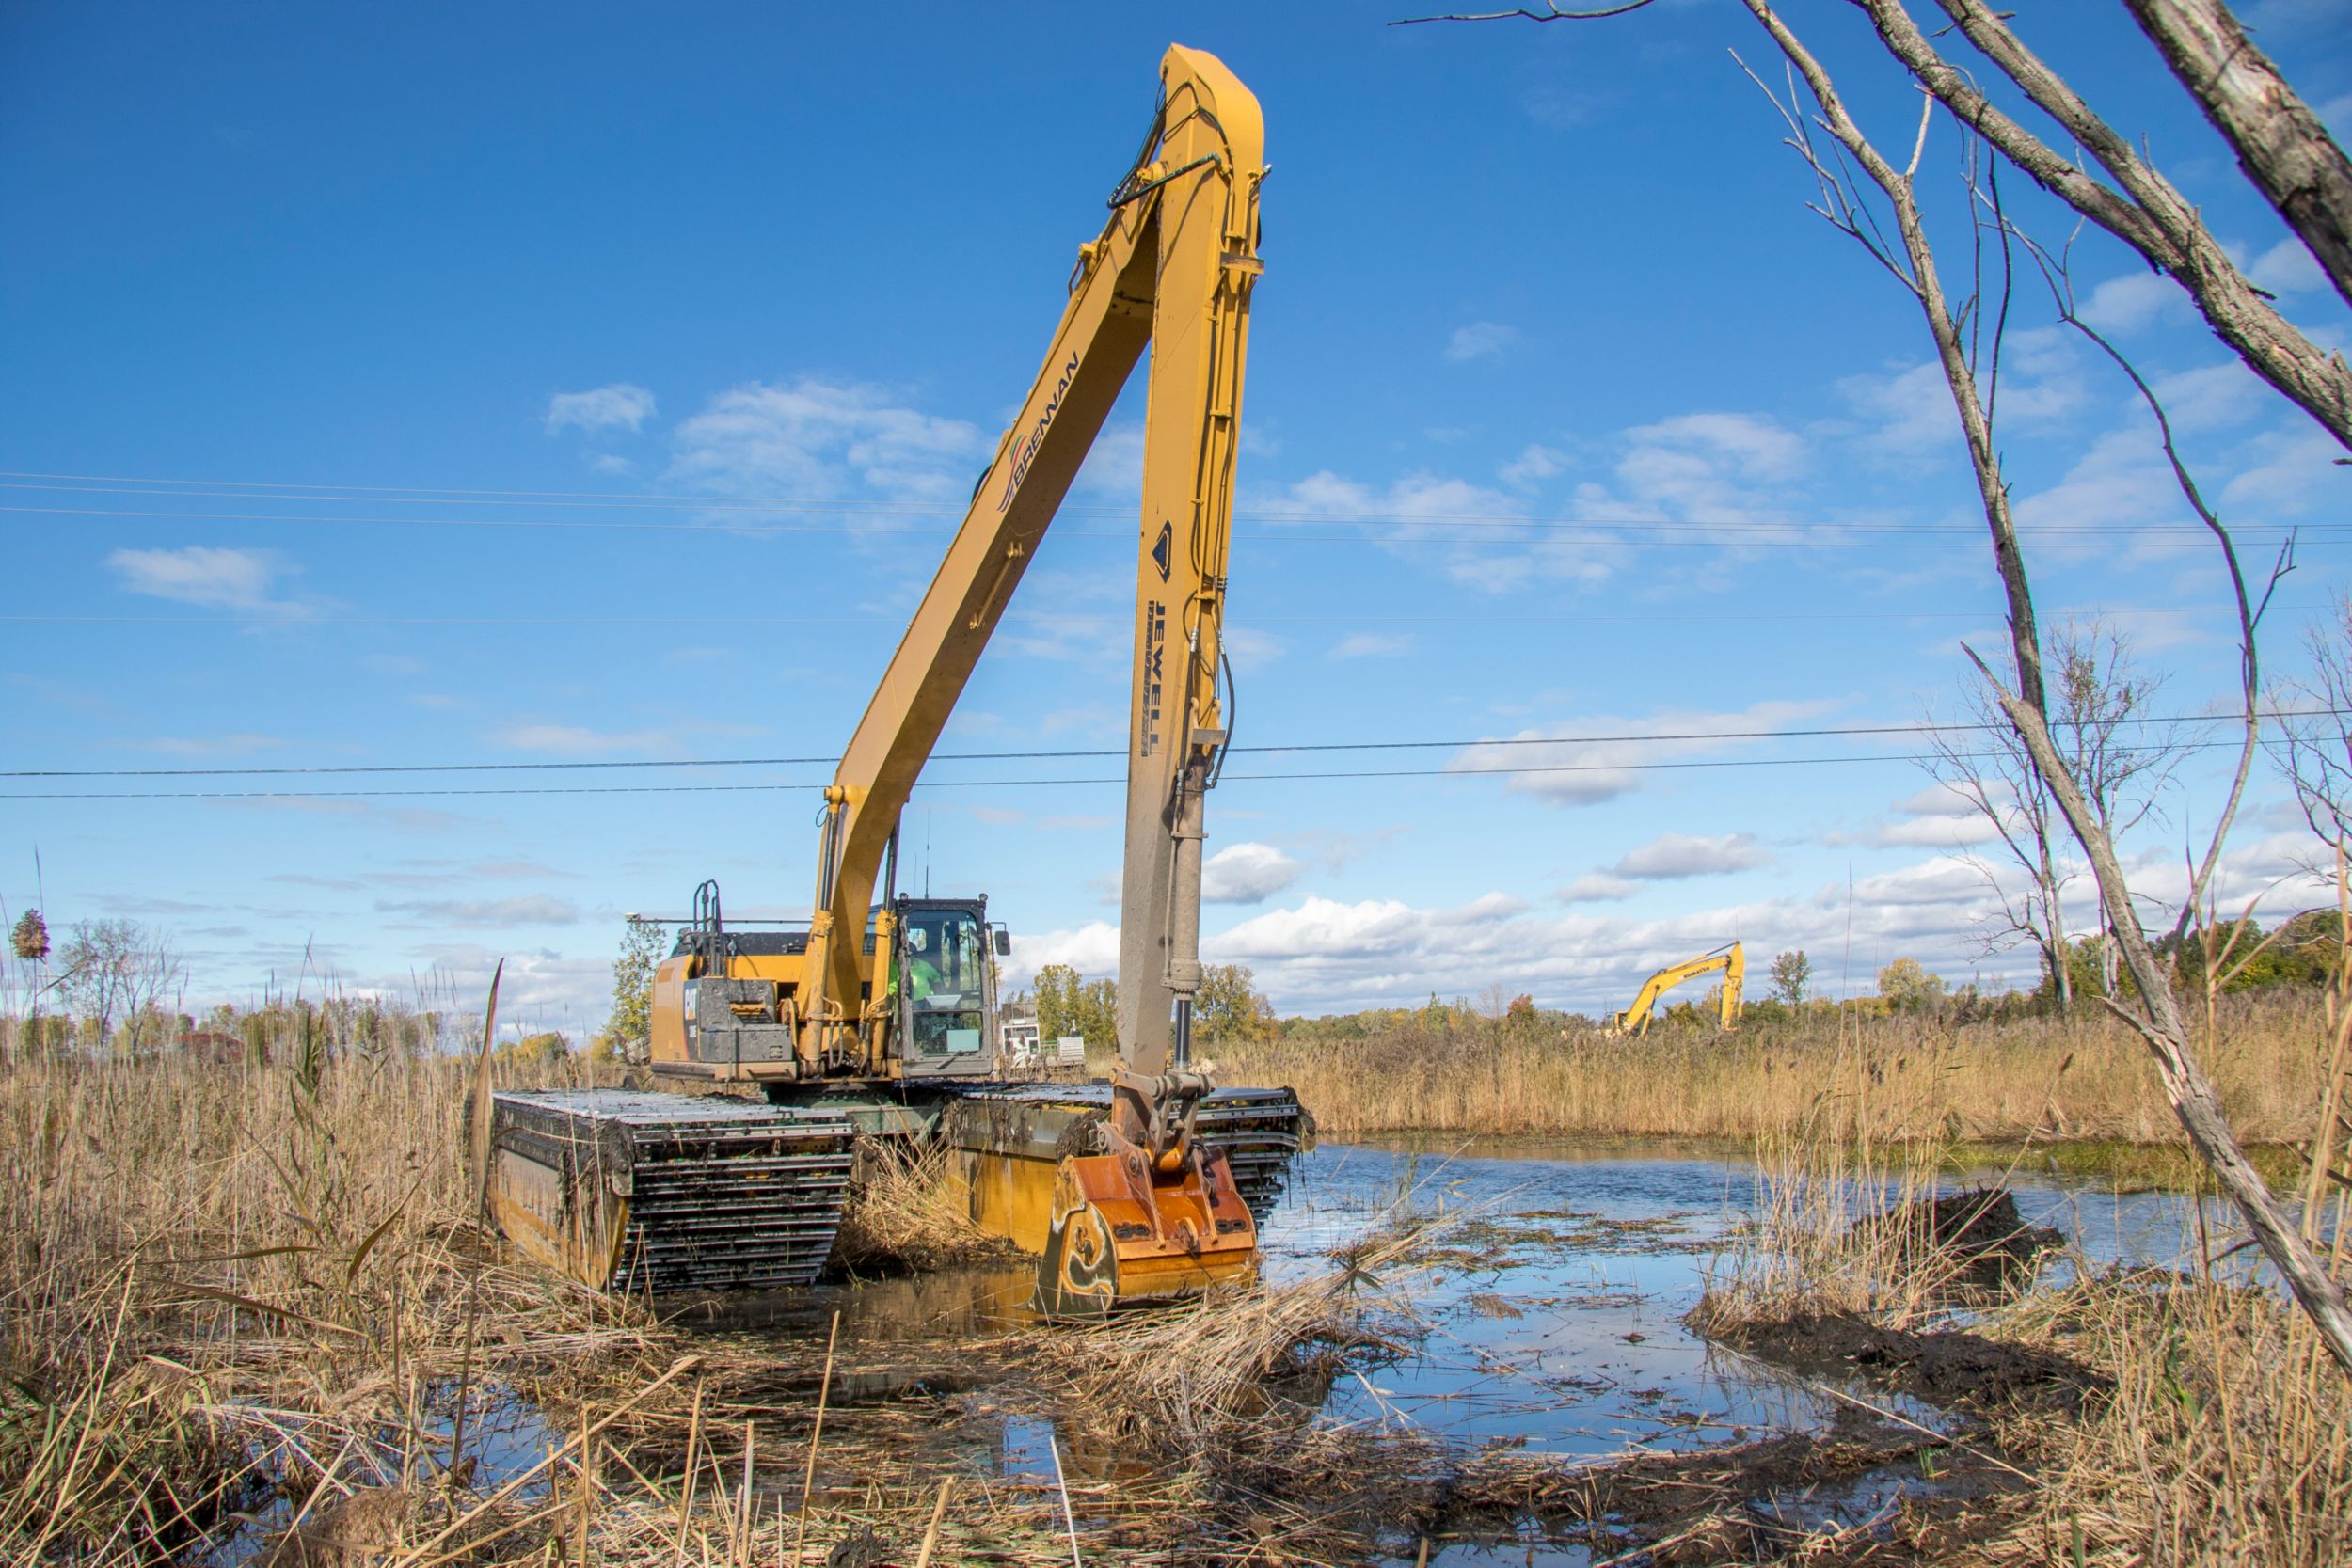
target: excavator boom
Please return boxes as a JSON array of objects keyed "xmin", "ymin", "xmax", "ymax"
[
  {"xmin": 481, "ymin": 47, "xmax": 1295, "ymax": 1310},
  {"xmin": 791, "ymin": 45, "xmax": 1263, "ymax": 1108},
  {"xmin": 1605, "ymin": 942, "xmax": 1744, "ymax": 1037}
]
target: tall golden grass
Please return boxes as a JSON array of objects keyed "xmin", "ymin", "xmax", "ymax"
[
  {"xmin": 0, "ymin": 1023, "xmax": 651, "ymax": 1561},
  {"xmin": 1219, "ymin": 988, "xmax": 2326, "ymax": 1146}
]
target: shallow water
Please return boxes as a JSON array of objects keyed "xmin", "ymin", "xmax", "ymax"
[
  {"xmin": 747, "ymin": 1137, "xmax": 2223, "ymax": 1475},
  {"xmin": 678, "ymin": 1136, "xmax": 2219, "ymax": 1563},
  {"xmin": 213, "ymin": 1139, "xmax": 2224, "ymax": 1564}
]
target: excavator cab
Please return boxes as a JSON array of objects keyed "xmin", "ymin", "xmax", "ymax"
[{"xmin": 892, "ymin": 895, "xmax": 1009, "ymax": 1079}]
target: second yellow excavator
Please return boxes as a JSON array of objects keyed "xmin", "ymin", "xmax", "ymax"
[
  {"xmin": 1603, "ymin": 942, "xmax": 1744, "ymax": 1037},
  {"xmin": 477, "ymin": 44, "xmax": 1309, "ymax": 1314}
]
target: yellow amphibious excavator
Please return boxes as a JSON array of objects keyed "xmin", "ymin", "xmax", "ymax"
[
  {"xmin": 479, "ymin": 45, "xmax": 1309, "ymax": 1313},
  {"xmin": 1602, "ymin": 943, "xmax": 1744, "ymax": 1037}
]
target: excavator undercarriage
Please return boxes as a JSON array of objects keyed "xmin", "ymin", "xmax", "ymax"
[{"xmin": 480, "ymin": 1079, "xmax": 1311, "ymax": 1304}]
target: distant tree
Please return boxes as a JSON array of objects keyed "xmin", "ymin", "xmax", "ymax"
[
  {"xmin": 1877, "ymin": 957, "xmax": 1947, "ymax": 1014},
  {"xmin": 596, "ymin": 916, "xmax": 667, "ymax": 1064},
  {"xmin": 1922, "ymin": 620, "xmax": 2178, "ymax": 1013},
  {"xmin": 1194, "ymin": 963, "xmax": 1276, "ymax": 1045},
  {"xmin": 1767, "ymin": 949, "xmax": 1811, "ymax": 1006},
  {"xmin": 1033, "ymin": 963, "xmax": 1118, "ymax": 1048},
  {"xmin": 498, "ymin": 1030, "xmax": 570, "ymax": 1069},
  {"xmin": 2276, "ymin": 592, "xmax": 2352, "ymax": 863},
  {"xmin": 1505, "ymin": 993, "xmax": 1537, "ymax": 1025},
  {"xmin": 55, "ymin": 918, "xmax": 183, "ymax": 1053}
]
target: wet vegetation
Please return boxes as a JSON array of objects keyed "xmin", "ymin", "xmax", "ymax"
[
  {"xmin": 1221, "ymin": 984, "xmax": 2331, "ymax": 1160},
  {"xmin": 0, "ymin": 951, "xmax": 2346, "ymax": 1565}
]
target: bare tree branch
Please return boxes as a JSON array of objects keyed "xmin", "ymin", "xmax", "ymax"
[
  {"xmin": 1857, "ymin": 0, "xmax": 2352, "ymax": 452},
  {"xmin": 1756, "ymin": 0, "xmax": 2352, "ymax": 1379},
  {"xmin": 2122, "ymin": 0, "xmax": 2352, "ymax": 312},
  {"xmin": 1734, "ymin": 5, "xmax": 2048, "ymax": 714},
  {"xmin": 1391, "ymin": 0, "xmax": 1659, "ymax": 23}
]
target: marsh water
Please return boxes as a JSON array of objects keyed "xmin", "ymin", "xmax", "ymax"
[
  {"xmin": 755, "ymin": 1137, "xmax": 2225, "ymax": 1456},
  {"xmin": 215, "ymin": 1139, "xmax": 2233, "ymax": 1564},
  {"xmin": 680, "ymin": 1137, "xmax": 2231, "ymax": 1561}
]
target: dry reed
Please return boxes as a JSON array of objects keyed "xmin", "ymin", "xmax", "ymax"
[{"xmin": 1222, "ymin": 988, "xmax": 2327, "ymax": 1148}]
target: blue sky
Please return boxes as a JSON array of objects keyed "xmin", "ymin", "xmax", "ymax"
[{"xmin": 6, "ymin": 1, "xmax": 2350, "ymax": 1037}]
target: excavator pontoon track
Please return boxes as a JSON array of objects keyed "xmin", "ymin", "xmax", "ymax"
[{"xmin": 485, "ymin": 1089, "xmax": 855, "ymax": 1294}]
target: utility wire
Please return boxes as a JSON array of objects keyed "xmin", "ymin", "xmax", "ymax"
[
  {"xmin": 0, "ymin": 471, "xmax": 2328, "ymax": 535},
  {"xmin": 0, "ymin": 601, "xmax": 2300, "ymax": 629},
  {"xmin": 1, "ymin": 706, "xmax": 2306, "ymax": 781},
  {"xmin": 0, "ymin": 734, "xmax": 2291, "ymax": 799},
  {"xmin": 3, "ymin": 501, "xmax": 2328, "ymax": 548}
]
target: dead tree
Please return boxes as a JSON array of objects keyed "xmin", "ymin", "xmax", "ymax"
[
  {"xmin": 1730, "ymin": 1, "xmax": 2347, "ymax": 1376},
  {"xmin": 1402, "ymin": 0, "xmax": 2352, "ymax": 451},
  {"xmin": 1922, "ymin": 674, "xmax": 2075, "ymax": 1010},
  {"xmin": 2276, "ymin": 594, "xmax": 2352, "ymax": 858},
  {"xmin": 1404, "ymin": 0, "xmax": 2352, "ymax": 1374}
]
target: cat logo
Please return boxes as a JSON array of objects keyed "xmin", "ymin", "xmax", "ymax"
[{"xmin": 1152, "ymin": 520, "xmax": 1173, "ymax": 582}]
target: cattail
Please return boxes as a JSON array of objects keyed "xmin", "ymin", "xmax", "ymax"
[{"xmin": 9, "ymin": 909, "xmax": 47, "ymax": 962}]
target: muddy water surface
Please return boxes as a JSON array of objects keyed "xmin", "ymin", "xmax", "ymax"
[{"xmin": 740, "ymin": 1137, "xmax": 2215, "ymax": 1465}]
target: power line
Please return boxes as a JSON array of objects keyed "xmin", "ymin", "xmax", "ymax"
[
  {"xmin": 0, "ymin": 740, "xmax": 2260, "ymax": 802},
  {"xmin": 0, "ymin": 601, "xmax": 2298, "ymax": 629},
  {"xmin": 1, "ymin": 719, "xmax": 2302, "ymax": 787},
  {"xmin": 0, "ymin": 471, "xmax": 2313, "ymax": 536},
  {"xmin": 3, "ymin": 500, "xmax": 2327, "ymax": 549}
]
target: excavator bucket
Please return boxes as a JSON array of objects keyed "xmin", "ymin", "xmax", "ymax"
[{"xmin": 1034, "ymin": 1143, "xmax": 1259, "ymax": 1315}]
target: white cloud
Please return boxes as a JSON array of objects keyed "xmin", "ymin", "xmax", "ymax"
[
  {"xmin": 2219, "ymin": 422, "xmax": 2347, "ymax": 517},
  {"xmin": 1836, "ymin": 361, "xmax": 1957, "ymax": 460},
  {"xmin": 1607, "ymin": 831, "xmax": 1770, "ymax": 879},
  {"xmin": 130, "ymin": 734, "xmax": 283, "ymax": 756},
  {"xmin": 1201, "ymin": 843, "xmax": 1302, "ymax": 904},
  {"xmin": 1500, "ymin": 443, "xmax": 1567, "ymax": 487},
  {"xmin": 1212, "ymin": 895, "xmax": 1428, "ymax": 963},
  {"xmin": 671, "ymin": 378, "xmax": 986, "ymax": 502},
  {"xmin": 1279, "ymin": 469, "xmax": 1520, "ymax": 531},
  {"xmin": 106, "ymin": 546, "xmax": 302, "ymax": 614},
  {"xmin": 1449, "ymin": 699, "xmax": 1838, "ymax": 806},
  {"xmin": 1005, "ymin": 921, "xmax": 1121, "ymax": 988},
  {"xmin": 1445, "ymin": 321, "xmax": 1518, "ymax": 361},
  {"xmin": 2079, "ymin": 269, "xmax": 2187, "ymax": 334},
  {"xmin": 2148, "ymin": 360, "xmax": 2267, "ymax": 433},
  {"xmin": 2247, "ymin": 237, "xmax": 2327, "ymax": 297},
  {"xmin": 493, "ymin": 723, "xmax": 675, "ymax": 755},
  {"xmin": 1876, "ymin": 813, "xmax": 2006, "ymax": 848},
  {"xmin": 1330, "ymin": 632, "xmax": 1416, "ymax": 658},
  {"xmin": 1196, "ymin": 883, "xmax": 1959, "ymax": 1015},
  {"xmin": 1557, "ymin": 873, "xmax": 1637, "ymax": 903},
  {"xmin": 546, "ymin": 383, "xmax": 656, "ymax": 434},
  {"xmin": 1622, "ymin": 411, "xmax": 1806, "ymax": 484},
  {"xmin": 1073, "ymin": 421, "xmax": 1145, "ymax": 497},
  {"xmin": 376, "ymin": 895, "xmax": 582, "ymax": 928},
  {"xmin": 2014, "ymin": 427, "xmax": 2196, "ymax": 539},
  {"xmin": 1223, "ymin": 626, "xmax": 1288, "ymax": 672},
  {"xmin": 1862, "ymin": 781, "xmax": 2011, "ymax": 848},
  {"xmin": 1833, "ymin": 857, "xmax": 1990, "ymax": 908}
]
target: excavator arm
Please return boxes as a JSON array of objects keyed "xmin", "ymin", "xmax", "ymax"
[
  {"xmin": 496, "ymin": 47, "xmax": 1283, "ymax": 1310},
  {"xmin": 1606, "ymin": 942, "xmax": 1744, "ymax": 1037},
  {"xmin": 792, "ymin": 45, "xmax": 1264, "ymax": 1094}
]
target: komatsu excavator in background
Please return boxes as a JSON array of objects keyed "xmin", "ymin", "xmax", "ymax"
[
  {"xmin": 1603, "ymin": 943, "xmax": 1744, "ymax": 1038},
  {"xmin": 479, "ymin": 45, "xmax": 1309, "ymax": 1314}
]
